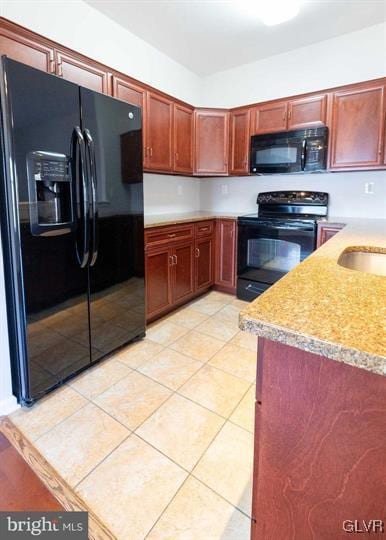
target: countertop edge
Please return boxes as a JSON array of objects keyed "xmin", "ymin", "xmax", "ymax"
[
  {"xmin": 239, "ymin": 313, "xmax": 386, "ymax": 377},
  {"xmin": 144, "ymin": 214, "xmax": 239, "ymax": 228}
]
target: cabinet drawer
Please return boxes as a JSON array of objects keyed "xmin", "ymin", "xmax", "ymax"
[
  {"xmin": 195, "ymin": 220, "xmax": 214, "ymax": 238},
  {"xmin": 145, "ymin": 224, "xmax": 194, "ymax": 249}
]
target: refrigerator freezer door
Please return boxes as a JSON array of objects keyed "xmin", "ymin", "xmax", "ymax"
[
  {"xmin": 80, "ymin": 88, "xmax": 145, "ymax": 362},
  {"xmin": 1, "ymin": 59, "xmax": 92, "ymax": 404}
]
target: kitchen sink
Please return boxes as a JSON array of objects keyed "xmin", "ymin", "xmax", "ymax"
[{"xmin": 337, "ymin": 248, "xmax": 386, "ymax": 277}]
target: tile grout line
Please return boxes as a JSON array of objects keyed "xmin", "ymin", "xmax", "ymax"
[{"xmin": 73, "ymin": 430, "xmax": 133, "ymax": 490}]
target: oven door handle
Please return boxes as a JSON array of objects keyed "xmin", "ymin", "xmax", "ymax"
[{"xmin": 301, "ymin": 139, "xmax": 307, "ymax": 170}]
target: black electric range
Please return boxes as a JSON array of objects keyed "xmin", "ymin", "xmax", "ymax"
[{"xmin": 237, "ymin": 191, "xmax": 328, "ymax": 301}]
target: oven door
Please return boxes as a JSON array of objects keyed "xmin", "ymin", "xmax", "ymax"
[
  {"xmin": 237, "ymin": 219, "xmax": 316, "ymax": 298},
  {"xmin": 250, "ymin": 134, "xmax": 305, "ymax": 174}
]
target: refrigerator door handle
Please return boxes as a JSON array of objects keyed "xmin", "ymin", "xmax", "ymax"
[
  {"xmin": 73, "ymin": 126, "xmax": 89, "ymax": 268},
  {"xmin": 84, "ymin": 128, "xmax": 99, "ymax": 267}
]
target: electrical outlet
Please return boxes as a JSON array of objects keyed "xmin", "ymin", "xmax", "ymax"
[
  {"xmin": 364, "ymin": 182, "xmax": 375, "ymax": 194},
  {"xmin": 221, "ymin": 184, "xmax": 229, "ymax": 196}
]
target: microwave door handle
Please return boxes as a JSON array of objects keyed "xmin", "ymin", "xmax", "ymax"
[{"xmin": 301, "ymin": 139, "xmax": 307, "ymax": 170}]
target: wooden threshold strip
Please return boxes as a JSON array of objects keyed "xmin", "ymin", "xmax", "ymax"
[{"xmin": 0, "ymin": 416, "xmax": 115, "ymax": 540}]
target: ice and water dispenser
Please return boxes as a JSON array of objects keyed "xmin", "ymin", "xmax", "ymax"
[{"xmin": 27, "ymin": 151, "xmax": 74, "ymax": 236}]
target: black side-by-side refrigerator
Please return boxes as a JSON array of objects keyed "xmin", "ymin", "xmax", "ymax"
[{"xmin": 0, "ymin": 57, "xmax": 145, "ymax": 406}]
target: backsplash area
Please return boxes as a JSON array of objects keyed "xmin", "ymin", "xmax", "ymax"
[
  {"xmin": 144, "ymin": 171, "xmax": 386, "ymax": 219},
  {"xmin": 144, "ymin": 173, "xmax": 200, "ymax": 215},
  {"xmin": 199, "ymin": 171, "xmax": 386, "ymax": 219}
]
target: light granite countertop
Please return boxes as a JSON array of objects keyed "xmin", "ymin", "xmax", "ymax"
[
  {"xmin": 239, "ymin": 218, "xmax": 386, "ymax": 377},
  {"xmin": 144, "ymin": 211, "xmax": 241, "ymax": 228}
]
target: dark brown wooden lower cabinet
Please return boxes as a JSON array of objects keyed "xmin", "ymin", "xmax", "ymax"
[
  {"xmin": 215, "ymin": 219, "xmax": 237, "ymax": 294},
  {"xmin": 145, "ymin": 226, "xmax": 217, "ymax": 320},
  {"xmin": 172, "ymin": 241, "xmax": 194, "ymax": 303},
  {"xmin": 145, "ymin": 246, "xmax": 173, "ymax": 319},
  {"xmin": 252, "ymin": 338, "xmax": 386, "ymax": 540},
  {"xmin": 317, "ymin": 222, "xmax": 345, "ymax": 247},
  {"xmin": 195, "ymin": 236, "xmax": 214, "ymax": 291}
]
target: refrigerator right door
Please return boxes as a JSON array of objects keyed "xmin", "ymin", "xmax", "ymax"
[{"xmin": 80, "ymin": 88, "xmax": 145, "ymax": 363}]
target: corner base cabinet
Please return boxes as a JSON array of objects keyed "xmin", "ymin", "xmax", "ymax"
[
  {"xmin": 145, "ymin": 221, "xmax": 215, "ymax": 320},
  {"xmin": 251, "ymin": 338, "xmax": 386, "ymax": 540}
]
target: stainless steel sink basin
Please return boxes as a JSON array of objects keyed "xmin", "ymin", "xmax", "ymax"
[{"xmin": 337, "ymin": 248, "xmax": 386, "ymax": 277}]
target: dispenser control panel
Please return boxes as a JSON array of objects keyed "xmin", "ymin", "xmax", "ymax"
[{"xmin": 27, "ymin": 151, "xmax": 74, "ymax": 236}]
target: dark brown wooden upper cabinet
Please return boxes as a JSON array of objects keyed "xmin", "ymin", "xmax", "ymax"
[
  {"xmin": 330, "ymin": 84, "xmax": 385, "ymax": 169},
  {"xmin": 54, "ymin": 50, "xmax": 111, "ymax": 94},
  {"xmin": 287, "ymin": 94, "xmax": 327, "ymax": 130},
  {"xmin": 229, "ymin": 108, "xmax": 251, "ymax": 175},
  {"xmin": 112, "ymin": 76, "xmax": 146, "ymax": 109},
  {"xmin": 173, "ymin": 103, "xmax": 194, "ymax": 174},
  {"xmin": 251, "ymin": 101, "xmax": 287, "ymax": 135},
  {"xmin": 194, "ymin": 109, "xmax": 229, "ymax": 175},
  {"xmin": 0, "ymin": 25, "xmax": 55, "ymax": 73},
  {"xmin": 112, "ymin": 75, "xmax": 147, "ymax": 145},
  {"xmin": 145, "ymin": 91, "xmax": 173, "ymax": 172}
]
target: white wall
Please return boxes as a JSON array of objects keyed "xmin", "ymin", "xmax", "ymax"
[
  {"xmin": 200, "ymin": 22, "xmax": 386, "ymax": 108},
  {"xmin": 0, "ymin": 0, "xmax": 201, "ymax": 105},
  {"xmin": 144, "ymin": 174, "xmax": 200, "ymax": 215},
  {"xmin": 200, "ymin": 171, "xmax": 386, "ymax": 219}
]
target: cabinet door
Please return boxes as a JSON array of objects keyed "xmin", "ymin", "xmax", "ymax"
[
  {"xmin": 113, "ymin": 76, "xmax": 146, "ymax": 109},
  {"xmin": 0, "ymin": 26, "xmax": 55, "ymax": 73},
  {"xmin": 195, "ymin": 236, "xmax": 214, "ymax": 291},
  {"xmin": 113, "ymin": 76, "xmax": 147, "ymax": 146},
  {"xmin": 55, "ymin": 50, "xmax": 111, "ymax": 94},
  {"xmin": 172, "ymin": 242, "xmax": 194, "ymax": 304},
  {"xmin": 145, "ymin": 91, "xmax": 173, "ymax": 172},
  {"xmin": 330, "ymin": 85, "xmax": 385, "ymax": 169},
  {"xmin": 173, "ymin": 103, "xmax": 194, "ymax": 174},
  {"xmin": 215, "ymin": 219, "xmax": 237, "ymax": 292},
  {"xmin": 251, "ymin": 101, "xmax": 287, "ymax": 135},
  {"xmin": 194, "ymin": 109, "xmax": 229, "ymax": 175},
  {"xmin": 316, "ymin": 223, "xmax": 344, "ymax": 248},
  {"xmin": 145, "ymin": 247, "xmax": 173, "ymax": 318},
  {"xmin": 230, "ymin": 109, "xmax": 251, "ymax": 175},
  {"xmin": 287, "ymin": 94, "xmax": 327, "ymax": 130}
]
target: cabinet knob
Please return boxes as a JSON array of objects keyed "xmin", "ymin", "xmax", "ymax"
[
  {"xmin": 57, "ymin": 61, "xmax": 63, "ymax": 77},
  {"xmin": 195, "ymin": 248, "xmax": 200, "ymax": 258},
  {"xmin": 169, "ymin": 255, "xmax": 174, "ymax": 266},
  {"xmin": 168, "ymin": 233, "xmax": 176, "ymax": 238},
  {"xmin": 173, "ymin": 255, "xmax": 178, "ymax": 265}
]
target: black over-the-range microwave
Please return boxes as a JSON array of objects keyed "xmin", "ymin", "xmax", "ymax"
[{"xmin": 250, "ymin": 126, "xmax": 328, "ymax": 174}]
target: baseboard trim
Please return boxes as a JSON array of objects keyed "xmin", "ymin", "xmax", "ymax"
[{"xmin": 0, "ymin": 395, "xmax": 19, "ymax": 415}]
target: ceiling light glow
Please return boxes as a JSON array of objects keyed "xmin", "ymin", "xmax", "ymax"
[{"xmin": 238, "ymin": 0, "xmax": 302, "ymax": 26}]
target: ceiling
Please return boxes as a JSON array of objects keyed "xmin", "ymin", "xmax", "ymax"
[{"xmin": 85, "ymin": 0, "xmax": 386, "ymax": 76}]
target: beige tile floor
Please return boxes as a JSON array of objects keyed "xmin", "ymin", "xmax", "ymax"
[{"xmin": 11, "ymin": 291, "xmax": 257, "ymax": 540}]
